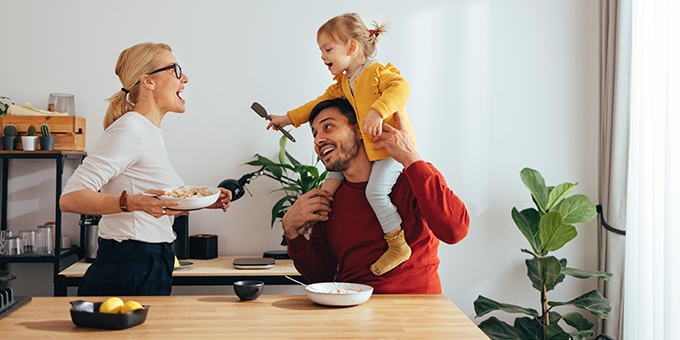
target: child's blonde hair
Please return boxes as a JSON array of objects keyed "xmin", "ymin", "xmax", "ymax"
[
  {"xmin": 104, "ymin": 42, "xmax": 172, "ymax": 129},
  {"xmin": 317, "ymin": 13, "xmax": 387, "ymax": 59}
]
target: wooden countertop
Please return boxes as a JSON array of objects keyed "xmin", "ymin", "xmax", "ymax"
[
  {"xmin": 59, "ymin": 255, "xmax": 301, "ymax": 278},
  {"xmin": 0, "ymin": 294, "xmax": 489, "ymax": 339}
]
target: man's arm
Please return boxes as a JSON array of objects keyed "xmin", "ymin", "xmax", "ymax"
[{"xmin": 374, "ymin": 111, "xmax": 469, "ymax": 244}]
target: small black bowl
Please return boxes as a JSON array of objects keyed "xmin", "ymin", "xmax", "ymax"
[{"xmin": 233, "ymin": 280, "xmax": 264, "ymax": 301}]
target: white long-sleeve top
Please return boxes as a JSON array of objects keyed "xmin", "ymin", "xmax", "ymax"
[{"xmin": 62, "ymin": 112, "xmax": 183, "ymax": 243}]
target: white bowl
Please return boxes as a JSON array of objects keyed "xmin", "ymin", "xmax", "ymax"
[
  {"xmin": 305, "ymin": 282, "xmax": 373, "ymax": 307},
  {"xmin": 159, "ymin": 185, "xmax": 220, "ymax": 211}
]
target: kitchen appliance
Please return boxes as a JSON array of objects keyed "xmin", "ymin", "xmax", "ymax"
[
  {"xmin": 172, "ymin": 215, "xmax": 189, "ymax": 259},
  {"xmin": 79, "ymin": 214, "xmax": 101, "ymax": 262},
  {"xmin": 189, "ymin": 234, "xmax": 217, "ymax": 259}
]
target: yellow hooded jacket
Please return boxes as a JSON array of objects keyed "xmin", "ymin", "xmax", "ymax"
[{"xmin": 287, "ymin": 61, "xmax": 416, "ymax": 162}]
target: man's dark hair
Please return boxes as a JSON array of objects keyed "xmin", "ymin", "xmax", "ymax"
[{"xmin": 309, "ymin": 98, "xmax": 357, "ymax": 126}]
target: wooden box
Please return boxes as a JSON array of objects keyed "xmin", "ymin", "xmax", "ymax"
[{"xmin": 0, "ymin": 115, "xmax": 86, "ymax": 151}]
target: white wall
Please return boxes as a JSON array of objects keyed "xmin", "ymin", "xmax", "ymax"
[{"xmin": 0, "ymin": 0, "xmax": 600, "ymax": 323}]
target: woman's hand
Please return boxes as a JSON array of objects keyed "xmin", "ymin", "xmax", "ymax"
[
  {"xmin": 281, "ymin": 189, "xmax": 333, "ymax": 240},
  {"xmin": 206, "ymin": 187, "xmax": 232, "ymax": 212},
  {"xmin": 134, "ymin": 189, "xmax": 181, "ymax": 218}
]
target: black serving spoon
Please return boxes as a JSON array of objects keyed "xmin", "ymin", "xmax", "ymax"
[{"xmin": 251, "ymin": 102, "xmax": 296, "ymax": 142}]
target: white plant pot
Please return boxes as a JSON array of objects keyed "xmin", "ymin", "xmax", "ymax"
[{"xmin": 21, "ymin": 136, "xmax": 38, "ymax": 151}]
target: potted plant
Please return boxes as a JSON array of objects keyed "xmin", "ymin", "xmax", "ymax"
[
  {"xmin": 473, "ymin": 168, "xmax": 612, "ymax": 340},
  {"xmin": 39, "ymin": 124, "xmax": 56, "ymax": 151},
  {"xmin": 245, "ymin": 135, "xmax": 327, "ymax": 230},
  {"xmin": 2, "ymin": 124, "xmax": 18, "ymax": 150},
  {"xmin": 21, "ymin": 124, "xmax": 38, "ymax": 151}
]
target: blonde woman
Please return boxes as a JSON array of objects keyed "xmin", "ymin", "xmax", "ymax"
[{"xmin": 60, "ymin": 42, "xmax": 231, "ymax": 296}]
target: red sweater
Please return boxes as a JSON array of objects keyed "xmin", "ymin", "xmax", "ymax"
[{"xmin": 287, "ymin": 160, "xmax": 470, "ymax": 294}]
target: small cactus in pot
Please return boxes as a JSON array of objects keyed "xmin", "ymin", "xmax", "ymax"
[
  {"xmin": 40, "ymin": 124, "xmax": 51, "ymax": 137},
  {"xmin": 3, "ymin": 124, "xmax": 17, "ymax": 137},
  {"xmin": 2, "ymin": 124, "xmax": 18, "ymax": 150},
  {"xmin": 21, "ymin": 124, "xmax": 39, "ymax": 150},
  {"xmin": 39, "ymin": 123, "xmax": 56, "ymax": 151}
]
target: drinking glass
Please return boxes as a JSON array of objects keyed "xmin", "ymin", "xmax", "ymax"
[
  {"xmin": 20, "ymin": 230, "xmax": 36, "ymax": 254},
  {"xmin": 36, "ymin": 225, "xmax": 54, "ymax": 255},
  {"xmin": 48, "ymin": 93, "xmax": 76, "ymax": 115},
  {"xmin": 0, "ymin": 230, "xmax": 13, "ymax": 255},
  {"xmin": 5, "ymin": 236, "xmax": 21, "ymax": 256}
]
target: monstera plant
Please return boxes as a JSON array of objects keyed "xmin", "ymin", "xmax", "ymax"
[{"xmin": 473, "ymin": 168, "xmax": 612, "ymax": 340}]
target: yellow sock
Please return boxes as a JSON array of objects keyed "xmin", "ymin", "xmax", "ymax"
[{"xmin": 370, "ymin": 229, "xmax": 412, "ymax": 276}]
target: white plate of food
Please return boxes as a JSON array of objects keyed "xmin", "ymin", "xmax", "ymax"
[
  {"xmin": 159, "ymin": 185, "xmax": 220, "ymax": 211},
  {"xmin": 305, "ymin": 282, "xmax": 373, "ymax": 307}
]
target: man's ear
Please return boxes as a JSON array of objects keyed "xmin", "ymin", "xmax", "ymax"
[{"xmin": 354, "ymin": 125, "xmax": 362, "ymax": 140}]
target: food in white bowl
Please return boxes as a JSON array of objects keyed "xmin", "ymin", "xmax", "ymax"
[
  {"xmin": 305, "ymin": 282, "xmax": 373, "ymax": 307},
  {"xmin": 159, "ymin": 185, "xmax": 220, "ymax": 210}
]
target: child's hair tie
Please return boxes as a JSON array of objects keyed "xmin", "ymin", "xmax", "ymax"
[{"xmin": 369, "ymin": 29, "xmax": 375, "ymax": 37}]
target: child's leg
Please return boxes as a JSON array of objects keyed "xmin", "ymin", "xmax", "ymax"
[
  {"xmin": 366, "ymin": 158, "xmax": 411, "ymax": 276},
  {"xmin": 320, "ymin": 171, "xmax": 343, "ymax": 195},
  {"xmin": 296, "ymin": 171, "xmax": 343, "ymax": 235}
]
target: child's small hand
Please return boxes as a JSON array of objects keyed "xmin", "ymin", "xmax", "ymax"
[
  {"xmin": 363, "ymin": 109, "xmax": 384, "ymax": 136},
  {"xmin": 267, "ymin": 114, "xmax": 292, "ymax": 131}
]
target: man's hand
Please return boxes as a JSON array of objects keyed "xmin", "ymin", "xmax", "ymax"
[
  {"xmin": 281, "ymin": 189, "xmax": 333, "ymax": 240},
  {"xmin": 372, "ymin": 111, "xmax": 421, "ymax": 168}
]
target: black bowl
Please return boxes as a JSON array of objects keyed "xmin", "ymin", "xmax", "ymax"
[
  {"xmin": 233, "ymin": 280, "xmax": 264, "ymax": 301},
  {"xmin": 70, "ymin": 300, "xmax": 149, "ymax": 330}
]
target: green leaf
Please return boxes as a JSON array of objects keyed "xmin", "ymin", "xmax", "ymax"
[
  {"xmin": 546, "ymin": 182, "xmax": 576, "ymax": 211},
  {"xmin": 539, "ymin": 212, "xmax": 577, "ymax": 252},
  {"xmin": 278, "ymin": 136, "xmax": 288, "ymax": 164},
  {"xmin": 548, "ymin": 290, "xmax": 612, "ymax": 319},
  {"xmin": 478, "ymin": 317, "xmax": 523, "ymax": 340},
  {"xmin": 526, "ymin": 256, "xmax": 564, "ymax": 291},
  {"xmin": 561, "ymin": 267, "xmax": 612, "ymax": 281},
  {"xmin": 270, "ymin": 196, "xmax": 295, "ymax": 227},
  {"xmin": 561, "ymin": 312, "xmax": 594, "ymax": 331},
  {"xmin": 544, "ymin": 321, "xmax": 570, "ymax": 340},
  {"xmin": 474, "ymin": 295, "xmax": 539, "ymax": 318},
  {"xmin": 520, "ymin": 168, "xmax": 549, "ymax": 214},
  {"xmin": 513, "ymin": 317, "xmax": 542, "ymax": 340},
  {"xmin": 512, "ymin": 208, "xmax": 542, "ymax": 253},
  {"xmin": 553, "ymin": 194, "xmax": 597, "ymax": 224},
  {"xmin": 568, "ymin": 330, "xmax": 595, "ymax": 340}
]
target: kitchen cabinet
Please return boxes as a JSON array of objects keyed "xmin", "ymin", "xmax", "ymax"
[{"xmin": 0, "ymin": 150, "xmax": 86, "ymax": 296}]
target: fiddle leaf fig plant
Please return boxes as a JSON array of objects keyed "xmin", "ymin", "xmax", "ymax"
[
  {"xmin": 246, "ymin": 135, "xmax": 327, "ymax": 228},
  {"xmin": 473, "ymin": 168, "xmax": 612, "ymax": 340}
]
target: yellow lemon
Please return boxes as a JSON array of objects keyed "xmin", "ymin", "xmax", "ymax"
[
  {"xmin": 99, "ymin": 297, "xmax": 124, "ymax": 314},
  {"xmin": 120, "ymin": 300, "xmax": 144, "ymax": 314},
  {"xmin": 174, "ymin": 256, "xmax": 180, "ymax": 267}
]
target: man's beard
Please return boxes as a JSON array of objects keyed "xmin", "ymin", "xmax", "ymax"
[{"xmin": 322, "ymin": 134, "xmax": 361, "ymax": 172}]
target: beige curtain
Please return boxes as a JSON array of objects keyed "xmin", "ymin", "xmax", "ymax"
[{"xmin": 598, "ymin": 0, "xmax": 630, "ymax": 339}]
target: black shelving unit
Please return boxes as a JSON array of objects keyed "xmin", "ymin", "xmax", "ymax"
[{"xmin": 0, "ymin": 150, "xmax": 86, "ymax": 296}]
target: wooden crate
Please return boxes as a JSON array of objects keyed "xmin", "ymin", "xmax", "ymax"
[{"xmin": 0, "ymin": 115, "xmax": 86, "ymax": 151}]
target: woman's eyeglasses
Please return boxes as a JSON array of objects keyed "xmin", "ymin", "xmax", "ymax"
[{"xmin": 135, "ymin": 63, "xmax": 182, "ymax": 85}]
